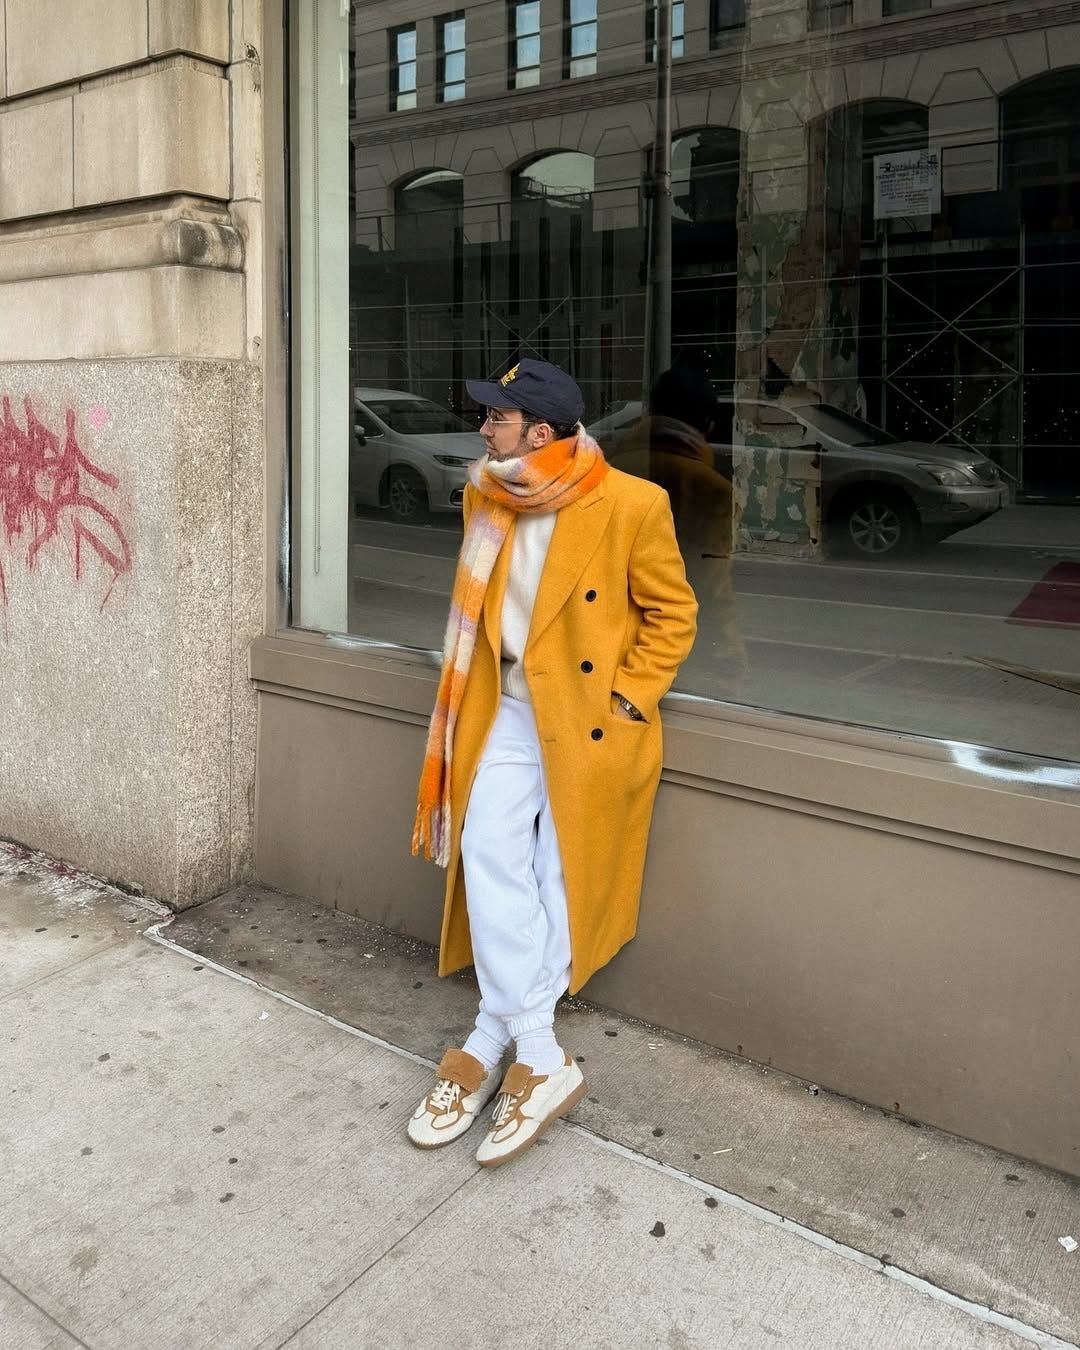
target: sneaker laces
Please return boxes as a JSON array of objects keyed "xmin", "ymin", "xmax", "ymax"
[
  {"xmin": 428, "ymin": 1078, "xmax": 463, "ymax": 1113},
  {"xmin": 491, "ymin": 1090, "xmax": 518, "ymax": 1127}
]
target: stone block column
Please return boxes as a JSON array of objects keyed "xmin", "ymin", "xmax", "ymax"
[{"xmin": 0, "ymin": 0, "xmax": 264, "ymax": 907}]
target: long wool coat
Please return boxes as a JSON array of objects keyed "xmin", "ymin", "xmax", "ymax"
[{"xmin": 437, "ymin": 465, "xmax": 698, "ymax": 994}]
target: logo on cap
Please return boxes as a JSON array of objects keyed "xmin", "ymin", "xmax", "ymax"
[{"xmin": 500, "ymin": 364, "xmax": 520, "ymax": 388}]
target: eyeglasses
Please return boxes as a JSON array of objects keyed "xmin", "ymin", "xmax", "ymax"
[{"xmin": 484, "ymin": 409, "xmax": 540, "ymax": 427}]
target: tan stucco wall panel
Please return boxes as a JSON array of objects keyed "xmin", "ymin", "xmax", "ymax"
[
  {"xmin": 662, "ymin": 717, "xmax": 1080, "ymax": 866},
  {"xmin": 254, "ymin": 696, "xmax": 443, "ymax": 939},
  {"xmin": 74, "ymin": 64, "xmax": 230, "ymax": 209},
  {"xmin": 0, "ymin": 361, "xmax": 261, "ymax": 906},
  {"xmin": 6, "ymin": 0, "xmax": 148, "ymax": 96},
  {"xmin": 0, "ymin": 96, "xmax": 74, "ymax": 221},
  {"xmin": 586, "ymin": 779, "xmax": 1080, "ymax": 1177}
]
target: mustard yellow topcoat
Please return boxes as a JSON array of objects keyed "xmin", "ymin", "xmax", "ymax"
[{"xmin": 437, "ymin": 466, "xmax": 698, "ymax": 995}]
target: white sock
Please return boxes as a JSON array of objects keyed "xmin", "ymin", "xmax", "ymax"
[
  {"xmin": 462, "ymin": 1023, "xmax": 509, "ymax": 1073},
  {"xmin": 514, "ymin": 1028, "xmax": 565, "ymax": 1076}
]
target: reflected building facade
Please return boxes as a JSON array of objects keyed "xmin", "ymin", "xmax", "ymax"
[{"xmin": 347, "ymin": 0, "xmax": 1080, "ymax": 508}]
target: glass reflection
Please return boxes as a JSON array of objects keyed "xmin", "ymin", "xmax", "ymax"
[{"xmin": 331, "ymin": 0, "xmax": 1080, "ymax": 764}]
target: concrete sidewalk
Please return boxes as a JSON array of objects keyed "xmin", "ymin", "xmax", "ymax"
[{"xmin": 2, "ymin": 844, "xmax": 1078, "ymax": 1350}]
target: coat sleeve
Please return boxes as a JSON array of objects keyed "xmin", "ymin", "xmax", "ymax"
[{"xmin": 612, "ymin": 489, "xmax": 698, "ymax": 722}]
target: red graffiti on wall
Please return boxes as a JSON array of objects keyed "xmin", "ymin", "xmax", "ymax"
[{"xmin": 0, "ymin": 397, "xmax": 132, "ymax": 609}]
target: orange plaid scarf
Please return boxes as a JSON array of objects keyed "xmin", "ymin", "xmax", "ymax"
[{"xmin": 412, "ymin": 429, "xmax": 608, "ymax": 865}]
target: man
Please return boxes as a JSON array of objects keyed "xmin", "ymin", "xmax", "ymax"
[{"xmin": 409, "ymin": 358, "xmax": 697, "ymax": 1168}]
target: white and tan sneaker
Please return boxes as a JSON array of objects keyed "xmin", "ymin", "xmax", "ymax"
[
  {"xmin": 475, "ymin": 1054, "xmax": 587, "ymax": 1168},
  {"xmin": 407, "ymin": 1049, "xmax": 503, "ymax": 1149}
]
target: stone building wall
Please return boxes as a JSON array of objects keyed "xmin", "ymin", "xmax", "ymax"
[{"xmin": 0, "ymin": 1, "xmax": 266, "ymax": 906}]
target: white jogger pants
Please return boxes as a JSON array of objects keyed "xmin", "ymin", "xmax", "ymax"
[{"xmin": 460, "ymin": 695, "xmax": 572, "ymax": 1041}]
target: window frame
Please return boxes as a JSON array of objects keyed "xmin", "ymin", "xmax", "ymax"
[
  {"xmin": 646, "ymin": 0, "xmax": 685, "ymax": 65},
  {"xmin": 709, "ymin": 0, "xmax": 745, "ymax": 47},
  {"xmin": 436, "ymin": 11, "xmax": 467, "ymax": 104},
  {"xmin": 808, "ymin": 0, "xmax": 853, "ymax": 30},
  {"xmin": 388, "ymin": 22, "xmax": 418, "ymax": 112},
  {"xmin": 882, "ymin": 0, "xmax": 931, "ymax": 15},
  {"xmin": 563, "ymin": 0, "xmax": 597, "ymax": 81},
  {"xmin": 508, "ymin": 0, "xmax": 542, "ymax": 90}
]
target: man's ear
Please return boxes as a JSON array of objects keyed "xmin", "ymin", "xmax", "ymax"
[{"xmin": 530, "ymin": 422, "xmax": 554, "ymax": 448}]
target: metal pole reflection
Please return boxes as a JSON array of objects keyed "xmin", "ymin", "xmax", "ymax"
[{"xmin": 643, "ymin": 0, "xmax": 673, "ymax": 403}]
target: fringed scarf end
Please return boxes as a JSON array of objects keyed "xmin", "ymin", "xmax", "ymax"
[{"xmin": 412, "ymin": 801, "xmax": 451, "ymax": 869}]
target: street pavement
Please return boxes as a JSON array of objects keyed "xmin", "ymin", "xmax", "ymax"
[
  {"xmin": 3, "ymin": 843, "xmax": 1079, "ymax": 1349},
  {"xmin": 345, "ymin": 506, "xmax": 1080, "ymax": 764}
]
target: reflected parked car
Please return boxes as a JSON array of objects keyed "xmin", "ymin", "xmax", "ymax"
[
  {"xmin": 350, "ymin": 388, "xmax": 485, "ymax": 522},
  {"xmin": 591, "ymin": 397, "xmax": 1008, "ymax": 559}
]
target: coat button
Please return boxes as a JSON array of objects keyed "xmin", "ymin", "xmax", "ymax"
[
  {"xmin": 585, "ymin": 589, "xmax": 597, "ymax": 602},
  {"xmin": 580, "ymin": 660, "xmax": 593, "ymax": 673},
  {"xmin": 591, "ymin": 728, "xmax": 603, "ymax": 741}
]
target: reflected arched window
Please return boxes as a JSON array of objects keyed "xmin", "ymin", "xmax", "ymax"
[
  {"xmin": 514, "ymin": 152, "xmax": 595, "ymax": 202},
  {"xmin": 671, "ymin": 128, "xmax": 740, "ymax": 226},
  {"xmin": 395, "ymin": 169, "xmax": 464, "ymax": 251},
  {"xmin": 668, "ymin": 128, "xmax": 741, "ymax": 384},
  {"xmin": 1003, "ymin": 68, "xmax": 1080, "ymax": 232},
  {"xmin": 508, "ymin": 153, "xmax": 597, "ymax": 385},
  {"xmin": 394, "ymin": 168, "xmax": 465, "ymax": 319},
  {"xmin": 368, "ymin": 170, "xmax": 465, "ymax": 398},
  {"xmin": 393, "ymin": 170, "xmax": 464, "ymax": 305}
]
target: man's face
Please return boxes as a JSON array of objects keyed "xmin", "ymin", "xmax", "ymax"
[{"xmin": 481, "ymin": 406, "xmax": 546, "ymax": 462}]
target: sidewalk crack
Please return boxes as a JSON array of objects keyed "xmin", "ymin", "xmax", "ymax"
[
  {"xmin": 0, "ymin": 941, "xmax": 126, "ymax": 1005},
  {"xmin": 0, "ymin": 1271, "xmax": 93, "ymax": 1349},
  {"xmin": 271, "ymin": 1169, "xmax": 480, "ymax": 1349}
]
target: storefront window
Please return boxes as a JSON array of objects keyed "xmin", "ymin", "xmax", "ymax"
[{"xmin": 292, "ymin": 0, "xmax": 1080, "ymax": 765}]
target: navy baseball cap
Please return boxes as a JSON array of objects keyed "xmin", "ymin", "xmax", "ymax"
[{"xmin": 466, "ymin": 359, "xmax": 585, "ymax": 428}]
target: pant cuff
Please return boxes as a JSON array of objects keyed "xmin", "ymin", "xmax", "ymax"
[
  {"xmin": 474, "ymin": 1007, "xmax": 512, "ymax": 1047},
  {"xmin": 506, "ymin": 1010, "xmax": 555, "ymax": 1038}
]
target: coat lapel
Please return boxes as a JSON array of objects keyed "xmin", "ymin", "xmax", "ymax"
[{"xmin": 527, "ymin": 481, "xmax": 614, "ymax": 651}]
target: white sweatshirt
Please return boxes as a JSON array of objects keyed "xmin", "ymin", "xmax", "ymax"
[{"xmin": 500, "ymin": 512, "xmax": 557, "ymax": 702}]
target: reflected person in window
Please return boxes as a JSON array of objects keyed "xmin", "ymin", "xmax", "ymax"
[
  {"xmin": 608, "ymin": 366, "xmax": 746, "ymax": 695},
  {"xmin": 409, "ymin": 358, "xmax": 697, "ymax": 1167}
]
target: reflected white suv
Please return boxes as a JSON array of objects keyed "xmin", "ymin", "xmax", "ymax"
[{"xmin": 350, "ymin": 388, "xmax": 485, "ymax": 523}]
